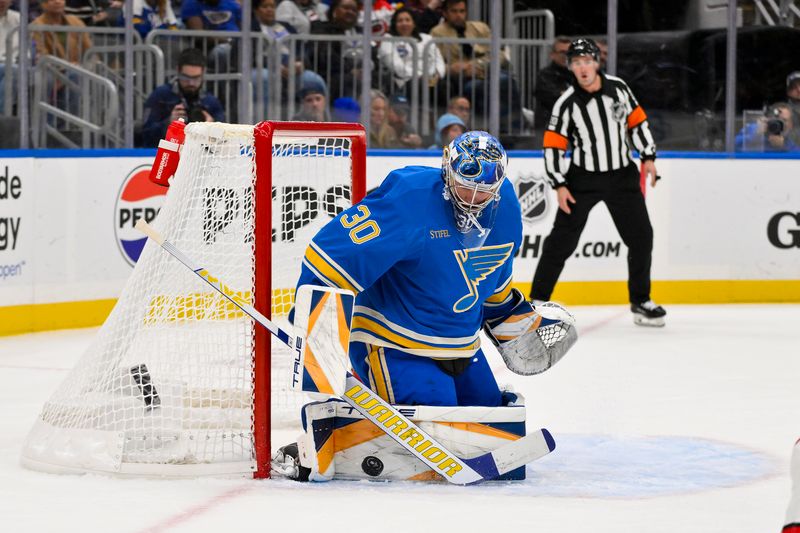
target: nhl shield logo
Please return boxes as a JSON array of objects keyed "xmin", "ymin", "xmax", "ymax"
[
  {"xmin": 515, "ymin": 174, "xmax": 550, "ymax": 226},
  {"xmin": 611, "ymin": 101, "xmax": 627, "ymax": 122}
]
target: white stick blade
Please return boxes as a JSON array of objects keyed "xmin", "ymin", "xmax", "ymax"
[
  {"xmin": 491, "ymin": 428, "xmax": 556, "ymax": 476},
  {"xmin": 134, "ymin": 219, "xmax": 165, "ymax": 245}
]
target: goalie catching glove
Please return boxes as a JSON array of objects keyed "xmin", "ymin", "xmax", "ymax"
[{"xmin": 483, "ymin": 289, "xmax": 577, "ymax": 375}]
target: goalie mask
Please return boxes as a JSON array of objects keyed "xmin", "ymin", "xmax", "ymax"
[{"xmin": 442, "ymin": 131, "xmax": 508, "ymax": 248}]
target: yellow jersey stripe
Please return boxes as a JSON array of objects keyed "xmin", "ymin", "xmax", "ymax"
[
  {"xmin": 303, "ymin": 245, "xmax": 360, "ymax": 294},
  {"xmin": 353, "ymin": 314, "xmax": 480, "ymax": 352},
  {"xmin": 486, "ymin": 281, "xmax": 513, "ymax": 304},
  {"xmin": 368, "ymin": 346, "xmax": 391, "ymax": 402}
]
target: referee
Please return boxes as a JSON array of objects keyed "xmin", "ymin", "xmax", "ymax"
[{"xmin": 530, "ymin": 38, "xmax": 667, "ymax": 326}]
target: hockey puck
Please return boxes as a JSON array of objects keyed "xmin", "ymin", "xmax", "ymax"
[{"xmin": 361, "ymin": 456, "xmax": 384, "ymax": 477}]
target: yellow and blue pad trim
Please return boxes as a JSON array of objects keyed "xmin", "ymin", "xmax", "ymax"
[{"xmin": 295, "ymin": 286, "xmax": 355, "ymax": 396}]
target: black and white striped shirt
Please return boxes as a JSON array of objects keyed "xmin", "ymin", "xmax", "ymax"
[{"xmin": 542, "ymin": 73, "xmax": 656, "ymax": 188}]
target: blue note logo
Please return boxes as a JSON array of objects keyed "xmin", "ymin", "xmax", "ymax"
[{"xmin": 452, "ymin": 243, "xmax": 514, "ymax": 313}]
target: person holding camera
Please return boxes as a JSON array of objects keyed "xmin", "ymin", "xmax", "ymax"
[
  {"xmin": 735, "ymin": 102, "xmax": 800, "ymax": 152},
  {"xmin": 141, "ymin": 48, "xmax": 225, "ymax": 148}
]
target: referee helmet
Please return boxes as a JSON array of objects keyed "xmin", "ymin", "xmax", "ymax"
[{"xmin": 567, "ymin": 38, "xmax": 600, "ymax": 63}]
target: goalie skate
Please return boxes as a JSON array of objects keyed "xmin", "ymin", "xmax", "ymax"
[
  {"xmin": 631, "ymin": 300, "xmax": 666, "ymax": 327},
  {"xmin": 271, "ymin": 443, "xmax": 310, "ymax": 481}
]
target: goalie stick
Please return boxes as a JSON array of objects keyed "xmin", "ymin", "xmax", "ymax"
[{"xmin": 136, "ymin": 219, "xmax": 556, "ymax": 485}]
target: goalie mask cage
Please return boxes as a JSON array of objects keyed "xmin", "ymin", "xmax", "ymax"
[{"xmin": 20, "ymin": 121, "xmax": 367, "ymax": 478}]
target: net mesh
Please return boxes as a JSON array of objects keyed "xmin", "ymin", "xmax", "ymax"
[
  {"xmin": 537, "ymin": 322, "xmax": 571, "ymax": 347},
  {"xmin": 21, "ymin": 122, "xmax": 359, "ymax": 476}
]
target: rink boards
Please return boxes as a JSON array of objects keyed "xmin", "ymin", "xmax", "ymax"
[{"xmin": 0, "ymin": 149, "xmax": 798, "ymax": 335}]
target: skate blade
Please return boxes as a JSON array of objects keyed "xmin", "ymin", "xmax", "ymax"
[{"xmin": 632, "ymin": 314, "xmax": 665, "ymax": 327}]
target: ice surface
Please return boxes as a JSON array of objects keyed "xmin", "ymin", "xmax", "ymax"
[{"xmin": 1, "ymin": 304, "xmax": 797, "ymax": 532}]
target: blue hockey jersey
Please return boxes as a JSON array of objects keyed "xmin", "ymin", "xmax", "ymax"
[{"xmin": 296, "ymin": 166, "xmax": 522, "ymax": 359}]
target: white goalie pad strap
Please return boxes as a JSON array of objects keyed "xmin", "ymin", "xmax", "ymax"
[{"xmin": 293, "ymin": 397, "xmax": 528, "ymax": 482}]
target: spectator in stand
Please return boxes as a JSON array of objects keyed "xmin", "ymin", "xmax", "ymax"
[
  {"xmin": 308, "ymin": 0, "xmax": 363, "ymax": 101},
  {"xmin": 276, "ymin": 0, "xmax": 328, "ymax": 35},
  {"xmin": 130, "ymin": 0, "xmax": 178, "ymax": 39},
  {"xmin": 0, "ymin": 0, "xmax": 20, "ymax": 114},
  {"xmin": 446, "ymin": 94, "xmax": 470, "ymax": 127},
  {"xmin": 369, "ymin": 89, "xmax": 399, "ymax": 147},
  {"xmin": 735, "ymin": 102, "xmax": 800, "ymax": 152},
  {"xmin": 431, "ymin": 0, "xmax": 495, "ymax": 80},
  {"xmin": 787, "ymin": 71, "xmax": 800, "ymax": 121},
  {"xmin": 377, "ymin": 7, "xmax": 445, "ymax": 97},
  {"xmin": 181, "ymin": 0, "xmax": 241, "ymax": 71},
  {"xmin": 141, "ymin": 48, "xmax": 224, "ymax": 147},
  {"xmin": 181, "ymin": 0, "xmax": 240, "ymax": 31},
  {"xmin": 387, "ymin": 93, "xmax": 422, "ymax": 148},
  {"xmin": 403, "ymin": 0, "xmax": 442, "ymax": 35},
  {"xmin": 429, "ymin": 112, "xmax": 465, "ymax": 148},
  {"xmin": 534, "ymin": 36, "xmax": 572, "ymax": 130},
  {"xmin": 430, "ymin": 0, "xmax": 517, "ymax": 123},
  {"xmin": 65, "ymin": 0, "xmax": 122, "ymax": 27},
  {"xmin": 32, "ymin": 0, "xmax": 93, "ymax": 64},
  {"xmin": 32, "ymin": 0, "xmax": 94, "ymax": 117},
  {"xmin": 251, "ymin": 0, "xmax": 327, "ymax": 113},
  {"xmin": 368, "ymin": 0, "xmax": 395, "ymax": 36},
  {"xmin": 596, "ymin": 38, "xmax": 608, "ymax": 70},
  {"xmin": 331, "ymin": 95, "xmax": 360, "ymax": 122},
  {"xmin": 292, "ymin": 84, "xmax": 330, "ymax": 121}
]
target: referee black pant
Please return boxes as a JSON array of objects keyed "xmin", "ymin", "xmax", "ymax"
[{"xmin": 530, "ymin": 164, "xmax": 654, "ymax": 305}]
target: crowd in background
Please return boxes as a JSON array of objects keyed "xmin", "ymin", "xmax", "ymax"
[{"xmin": 1, "ymin": 0, "xmax": 800, "ymax": 151}]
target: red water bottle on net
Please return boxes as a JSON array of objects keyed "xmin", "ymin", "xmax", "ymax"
[{"xmin": 148, "ymin": 119, "xmax": 186, "ymax": 187}]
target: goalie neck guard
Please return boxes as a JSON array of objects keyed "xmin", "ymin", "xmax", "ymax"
[{"xmin": 442, "ymin": 131, "xmax": 508, "ymax": 248}]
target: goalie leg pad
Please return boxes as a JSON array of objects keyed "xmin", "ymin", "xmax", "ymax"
[{"xmin": 284, "ymin": 396, "xmax": 530, "ymax": 482}]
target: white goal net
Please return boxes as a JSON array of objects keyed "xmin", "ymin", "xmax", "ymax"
[{"xmin": 20, "ymin": 121, "xmax": 366, "ymax": 477}]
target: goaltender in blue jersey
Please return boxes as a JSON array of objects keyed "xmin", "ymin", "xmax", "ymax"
[{"xmin": 295, "ymin": 131, "xmax": 576, "ymax": 407}]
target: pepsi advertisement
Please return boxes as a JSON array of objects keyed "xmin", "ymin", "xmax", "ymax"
[{"xmin": 114, "ymin": 165, "xmax": 166, "ymax": 266}]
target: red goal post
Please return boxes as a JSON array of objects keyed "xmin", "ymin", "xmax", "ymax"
[{"xmin": 253, "ymin": 121, "xmax": 366, "ymax": 478}]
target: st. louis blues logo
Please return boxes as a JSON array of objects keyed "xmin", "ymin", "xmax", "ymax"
[
  {"xmin": 452, "ymin": 243, "xmax": 514, "ymax": 313},
  {"xmin": 454, "ymin": 137, "xmax": 506, "ymax": 181}
]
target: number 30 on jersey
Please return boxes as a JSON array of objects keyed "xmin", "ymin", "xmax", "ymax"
[{"xmin": 340, "ymin": 205, "xmax": 381, "ymax": 244}]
